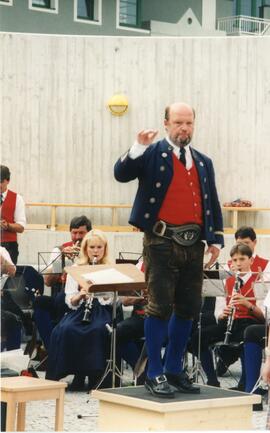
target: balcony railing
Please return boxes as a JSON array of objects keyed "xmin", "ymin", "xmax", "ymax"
[{"xmin": 217, "ymin": 15, "xmax": 270, "ymax": 36}]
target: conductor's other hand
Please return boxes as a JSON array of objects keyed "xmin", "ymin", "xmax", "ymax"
[
  {"xmin": 137, "ymin": 129, "xmax": 158, "ymax": 146},
  {"xmin": 204, "ymin": 245, "xmax": 220, "ymax": 269}
]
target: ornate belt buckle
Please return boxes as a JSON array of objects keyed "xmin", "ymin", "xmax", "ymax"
[
  {"xmin": 171, "ymin": 224, "xmax": 201, "ymax": 246},
  {"xmin": 152, "ymin": 220, "xmax": 167, "ymax": 237}
]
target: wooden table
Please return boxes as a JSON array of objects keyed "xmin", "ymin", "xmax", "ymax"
[{"xmin": 0, "ymin": 376, "xmax": 67, "ymax": 432}]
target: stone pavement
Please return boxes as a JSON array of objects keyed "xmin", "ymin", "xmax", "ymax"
[{"xmin": 22, "ymin": 361, "xmax": 268, "ymax": 432}]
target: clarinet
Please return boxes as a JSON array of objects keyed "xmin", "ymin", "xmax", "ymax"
[
  {"xmin": 81, "ymin": 257, "xmax": 97, "ymax": 324},
  {"xmin": 223, "ymin": 272, "xmax": 241, "ymax": 345}
]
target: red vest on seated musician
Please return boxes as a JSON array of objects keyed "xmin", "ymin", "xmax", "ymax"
[
  {"xmin": 225, "ymin": 274, "xmax": 257, "ymax": 320},
  {"xmin": 1, "ymin": 190, "xmax": 17, "ymax": 242}
]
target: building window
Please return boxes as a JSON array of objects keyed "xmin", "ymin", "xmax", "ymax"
[
  {"xmin": 74, "ymin": 0, "xmax": 101, "ymax": 24},
  {"xmin": 233, "ymin": 0, "xmax": 269, "ymax": 17},
  {"xmin": 29, "ymin": 0, "xmax": 58, "ymax": 13},
  {"xmin": 0, "ymin": 0, "xmax": 13, "ymax": 5},
  {"xmin": 119, "ymin": 0, "xmax": 141, "ymax": 27}
]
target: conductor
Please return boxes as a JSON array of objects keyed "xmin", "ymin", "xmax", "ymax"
[{"xmin": 114, "ymin": 102, "xmax": 224, "ymax": 398}]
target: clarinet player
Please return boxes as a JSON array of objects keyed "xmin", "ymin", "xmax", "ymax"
[
  {"xmin": 46, "ymin": 229, "xmax": 114, "ymax": 391},
  {"xmin": 191, "ymin": 243, "xmax": 265, "ymax": 387}
]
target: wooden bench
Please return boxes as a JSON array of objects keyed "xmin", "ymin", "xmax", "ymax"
[
  {"xmin": 222, "ymin": 206, "xmax": 270, "ymax": 234},
  {"xmin": 0, "ymin": 376, "xmax": 67, "ymax": 432}
]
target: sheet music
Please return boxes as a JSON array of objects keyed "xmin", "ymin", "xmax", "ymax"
[
  {"xmin": 254, "ymin": 282, "xmax": 270, "ymax": 301},
  {"xmin": 202, "ymin": 279, "xmax": 226, "ymax": 297},
  {"xmin": 82, "ymin": 268, "xmax": 134, "ymax": 285}
]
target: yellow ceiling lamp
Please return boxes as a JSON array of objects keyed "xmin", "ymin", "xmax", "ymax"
[{"xmin": 107, "ymin": 94, "xmax": 128, "ymax": 116}]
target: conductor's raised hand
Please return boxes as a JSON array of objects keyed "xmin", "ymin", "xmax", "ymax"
[{"xmin": 137, "ymin": 129, "xmax": 158, "ymax": 146}]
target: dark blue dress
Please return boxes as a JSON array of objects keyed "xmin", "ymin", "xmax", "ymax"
[{"xmin": 46, "ymin": 298, "xmax": 112, "ymax": 380}]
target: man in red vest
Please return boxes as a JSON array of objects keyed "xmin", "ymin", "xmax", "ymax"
[
  {"xmin": 217, "ymin": 226, "xmax": 270, "ymax": 377},
  {"xmin": 33, "ymin": 215, "xmax": 92, "ymax": 350},
  {"xmin": 114, "ymin": 102, "xmax": 224, "ymax": 398},
  {"xmin": 191, "ymin": 243, "xmax": 265, "ymax": 388},
  {"xmin": 0, "ymin": 165, "xmax": 26, "ymax": 265}
]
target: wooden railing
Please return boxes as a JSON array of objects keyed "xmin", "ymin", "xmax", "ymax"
[
  {"xmin": 25, "ymin": 202, "xmax": 134, "ymax": 232},
  {"xmin": 25, "ymin": 202, "xmax": 270, "ymax": 234}
]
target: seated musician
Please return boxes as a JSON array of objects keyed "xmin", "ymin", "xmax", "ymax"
[
  {"xmin": 1, "ymin": 246, "xmax": 22, "ymax": 351},
  {"xmin": 191, "ymin": 243, "xmax": 265, "ymax": 387},
  {"xmin": 45, "ymin": 229, "xmax": 115, "ymax": 391},
  {"xmin": 217, "ymin": 226, "xmax": 270, "ymax": 377},
  {"xmin": 33, "ymin": 215, "xmax": 92, "ymax": 350}
]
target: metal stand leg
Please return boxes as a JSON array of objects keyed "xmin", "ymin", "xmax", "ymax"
[
  {"xmin": 95, "ymin": 291, "xmax": 122, "ymax": 389},
  {"xmin": 189, "ymin": 313, "xmax": 207, "ymax": 383},
  {"xmin": 77, "ymin": 291, "xmax": 123, "ymax": 420}
]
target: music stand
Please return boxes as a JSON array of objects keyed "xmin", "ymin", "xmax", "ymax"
[
  {"xmin": 190, "ymin": 271, "xmax": 226, "ymax": 383},
  {"xmin": 65, "ymin": 263, "xmax": 146, "ymax": 389},
  {"xmin": 38, "ymin": 251, "xmax": 75, "ymax": 276}
]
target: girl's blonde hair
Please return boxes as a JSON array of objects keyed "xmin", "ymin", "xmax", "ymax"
[{"xmin": 76, "ymin": 229, "xmax": 110, "ymax": 265}]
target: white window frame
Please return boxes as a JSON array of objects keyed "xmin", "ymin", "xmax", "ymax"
[
  {"xmin": 0, "ymin": 0, "xmax": 13, "ymax": 6},
  {"xmin": 28, "ymin": 0, "xmax": 58, "ymax": 14},
  {"xmin": 74, "ymin": 0, "xmax": 102, "ymax": 26},
  {"xmin": 116, "ymin": 0, "xmax": 150, "ymax": 34}
]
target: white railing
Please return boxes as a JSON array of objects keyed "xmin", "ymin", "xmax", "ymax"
[{"xmin": 217, "ymin": 15, "xmax": 270, "ymax": 36}]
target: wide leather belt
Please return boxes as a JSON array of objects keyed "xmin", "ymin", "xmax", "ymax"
[{"xmin": 152, "ymin": 220, "xmax": 201, "ymax": 246}]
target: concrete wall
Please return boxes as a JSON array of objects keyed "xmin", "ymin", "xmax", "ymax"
[{"xmin": 1, "ymin": 33, "xmax": 270, "ymax": 230}]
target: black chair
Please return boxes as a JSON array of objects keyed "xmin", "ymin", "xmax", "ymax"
[
  {"xmin": 2, "ymin": 266, "xmax": 44, "ymax": 338},
  {"xmin": 3, "ymin": 266, "xmax": 44, "ymax": 310}
]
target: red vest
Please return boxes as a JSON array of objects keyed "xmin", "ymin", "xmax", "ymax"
[
  {"xmin": 158, "ymin": 154, "xmax": 203, "ymax": 225},
  {"xmin": 62, "ymin": 241, "xmax": 74, "ymax": 249},
  {"xmin": 225, "ymin": 274, "xmax": 257, "ymax": 320},
  {"xmin": 0, "ymin": 190, "xmax": 17, "ymax": 242}
]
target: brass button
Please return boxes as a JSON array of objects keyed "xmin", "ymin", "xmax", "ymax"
[
  {"xmin": 160, "ymin": 166, "xmax": 165, "ymax": 172},
  {"xmin": 144, "ymin": 213, "xmax": 150, "ymax": 219},
  {"xmin": 149, "ymin": 197, "xmax": 156, "ymax": 204},
  {"xmin": 156, "ymin": 182, "xmax": 161, "ymax": 188}
]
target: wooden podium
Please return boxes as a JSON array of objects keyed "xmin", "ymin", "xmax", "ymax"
[
  {"xmin": 65, "ymin": 263, "xmax": 146, "ymax": 293},
  {"xmin": 92, "ymin": 385, "xmax": 261, "ymax": 431}
]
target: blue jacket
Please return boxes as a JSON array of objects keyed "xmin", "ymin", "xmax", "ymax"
[{"xmin": 114, "ymin": 139, "xmax": 224, "ymax": 247}]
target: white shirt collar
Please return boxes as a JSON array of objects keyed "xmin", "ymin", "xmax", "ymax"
[
  {"xmin": 165, "ymin": 137, "xmax": 193, "ymax": 170},
  {"xmin": 1, "ymin": 189, "xmax": 8, "ymax": 199},
  {"xmin": 240, "ymin": 271, "xmax": 252, "ymax": 284}
]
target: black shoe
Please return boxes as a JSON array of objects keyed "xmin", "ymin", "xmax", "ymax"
[
  {"xmin": 253, "ymin": 402, "xmax": 263, "ymax": 411},
  {"xmin": 68, "ymin": 375, "xmax": 86, "ymax": 391},
  {"xmin": 166, "ymin": 372, "xmax": 200, "ymax": 394},
  {"xmin": 216, "ymin": 360, "xmax": 228, "ymax": 377},
  {"xmin": 145, "ymin": 375, "xmax": 175, "ymax": 398},
  {"xmin": 229, "ymin": 383, "xmax": 245, "ymax": 391},
  {"xmin": 207, "ymin": 380, "xmax": 220, "ymax": 387}
]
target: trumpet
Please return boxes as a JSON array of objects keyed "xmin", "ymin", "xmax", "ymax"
[
  {"xmin": 223, "ymin": 272, "xmax": 242, "ymax": 345},
  {"xmin": 81, "ymin": 256, "xmax": 97, "ymax": 324}
]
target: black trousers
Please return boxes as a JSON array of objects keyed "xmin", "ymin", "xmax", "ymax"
[
  {"xmin": 191, "ymin": 318, "xmax": 259, "ymax": 355},
  {"xmin": 0, "ymin": 241, "xmax": 19, "ymax": 265},
  {"xmin": 244, "ymin": 324, "xmax": 267, "ymax": 348},
  {"xmin": 143, "ymin": 232, "xmax": 205, "ymax": 320}
]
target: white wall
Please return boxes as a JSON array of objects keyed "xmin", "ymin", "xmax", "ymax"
[{"xmin": 1, "ymin": 32, "xmax": 270, "ymax": 232}]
